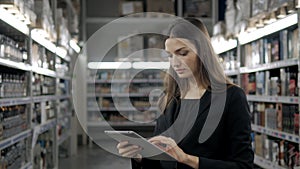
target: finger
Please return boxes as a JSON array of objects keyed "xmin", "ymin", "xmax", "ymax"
[
  {"xmin": 121, "ymin": 148, "xmax": 143, "ymax": 158},
  {"xmin": 117, "ymin": 141, "xmax": 129, "ymax": 149},
  {"xmin": 119, "ymin": 145, "xmax": 140, "ymax": 155},
  {"xmin": 148, "ymin": 136, "xmax": 167, "ymax": 142}
]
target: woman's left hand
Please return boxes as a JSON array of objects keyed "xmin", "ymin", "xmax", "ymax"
[{"xmin": 148, "ymin": 136, "xmax": 188, "ymax": 163}]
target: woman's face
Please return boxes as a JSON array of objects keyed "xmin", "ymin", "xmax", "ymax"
[{"xmin": 165, "ymin": 38, "xmax": 198, "ymax": 79}]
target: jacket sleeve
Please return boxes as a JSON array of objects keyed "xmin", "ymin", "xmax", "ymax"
[{"xmin": 198, "ymin": 87, "xmax": 254, "ymax": 169}]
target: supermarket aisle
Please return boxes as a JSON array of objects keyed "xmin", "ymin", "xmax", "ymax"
[{"xmin": 59, "ymin": 144, "xmax": 131, "ymax": 169}]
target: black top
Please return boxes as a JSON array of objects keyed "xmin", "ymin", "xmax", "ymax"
[{"xmin": 132, "ymin": 85, "xmax": 254, "ymax": 169}]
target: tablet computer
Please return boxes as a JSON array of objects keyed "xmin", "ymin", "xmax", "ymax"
[{"xmin": 104, "ymin": 130, "xmax": 175, "ymax": 161}]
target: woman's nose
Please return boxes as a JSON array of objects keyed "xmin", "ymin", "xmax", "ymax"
[{"xmin": 171, "ymin": 56, "xmax": 181, "ymax": 67}]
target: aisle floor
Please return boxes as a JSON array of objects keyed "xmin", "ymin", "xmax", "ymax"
[{"xmin": 59, "ymin": 145, "xmax": 132, "ymax": 169}]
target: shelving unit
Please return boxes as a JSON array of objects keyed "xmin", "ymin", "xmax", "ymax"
[
  {"xmin": 86, "ymin": 68, "xmax": 164, "ymax": 127},
  {"xmin": 0, "ymin": 0, "xmax": 79, "ymax": 168},
  {"xmin": 213, "ymin": 8, "xmax": 300, "ymax": 169}
]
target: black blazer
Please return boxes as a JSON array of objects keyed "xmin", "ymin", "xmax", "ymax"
[{"xmin": 132, "ymin": 85, "xmax": 254, "ymax": 169}]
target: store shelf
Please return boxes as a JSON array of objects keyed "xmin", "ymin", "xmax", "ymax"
[
  {"xmin": 0, "ymin": 129, "xmax": 31, "ymax": 150},
  {"xmin": 0, "ymin": 58, "xmax": 31, "ymax": 71},
  {"xmin": 88, "ymin": 93, "xmax": 160, "ymax": 97},
  {"xmin": 20, "ymin": 162, "xmax": 32, "ymax": 169},
  {"xmin": 238, "ymin": 13, "xmax": 298, "ymax": 45},
  {"xmin": 58, "ymin": 132, "xmax": 70, "ymax": 146},
  {"xmin": 32, "ymin": 95, "xmax": 58, "ymax": 102},
  {"xmin": 86, "ymin": 17, "xmax": 176, "ymax": 24},
  {"xmin": 31, "ymin": 29, "xmax": 56, "ymax": 53},
  {"xmin": 254, "ymin": 155, "xmax": 286, "ymax": 169},
  {"xmin": 212, "ymin": 39, "xmax": 238, "ymax": 54},
  {"xmin": 88, "ymin": 79, "xmax": 163, "ymax": 84},
  {"xmin": 88, "ymin": 107, "xmax": 158, "ymax": 111},
  {"xmin": 224, "ymin": 69, "xmax": 239, "ymax": 76},
  {"xmin": 57, "ymin": 75, "xmax": 71, "ymax": 80},
  {"xmin": 87, "ymin": 121, "xmax": 156, "ymax": 127},
  {"xmin": 0, "ymin": 7, "xmax": 29, "ymax": 36},
  {"xmin": 251, "ymin": 124, "xmax": 300, "ymax": 143},
  {"xmin": 58, "ymin": 95, "xmax": 70, "ymax": 100},
  {"xmin": 247, "ymin": 95, "xmax": 299, "ymax": 104},
  {"xmin": 32, "ymin": 67, "xmax": 57, "ymax": 77},
  {"xmin": 240, "ymin": 59, "xmax": 299, "ymax": 73},
  {"xmin": 35, "ymin": 119, "xmax": 57, "ymax": 134},
  {"xmin": 0, "ymin": 97, "xmax": 31, "ymax": 106}
]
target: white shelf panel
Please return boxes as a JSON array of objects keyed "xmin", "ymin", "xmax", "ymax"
[
  {"xmin": 247, "ymin": 95, "xmax": 299, "ymax": 104},
  {"xmin": 212, "ymin": 39, "xmax": 237, "ymax": 54},
  {"xmin": 224, "ymin": 69, "xmax": 239, "ymax": 76},
  {"xmin": 0, "ymin": 97, "xmax": 31, "ymax": 106},
  {"xmin": 36, "ymin": 119, "xmax": 57, "ymax": 134},
  {"xmin": 254, "ymin": 155, "xmax": 286, "ymax": 169},
  {"xmin": 251, "ymin": 124, "xmax": 300, "ymax": 143},
  {"xmin": 240, "ymin": 59, "xmax": 299, "ymax": 73},
  {"xmin": 57, "ymin": 75, "xmax": 71, "ymax": 80},
  {"xmin": 87, "ymin": 121, "xmax": 156, "ymax": 127},
  {"xmin": 20, "ymin": 162, "xmax": 32, "ymax": 169},
  {"xmin": 86, "ymin": 17, "xmax": 176, "ymax": 24},
  {"xmin": 100, "ymin": 107, "xmax": 158, "ymax": 111},
  {"xmin": 31, "ymin": 30, "xmax": 56, "ymax": 53},
  {"xmin": 58, "ymin": 95, "xmax": 70, "ymax": 100},
  {"xmin": 0, "ymin": 58, "xmax": 31, "ymax": 71},
  {"xmin": 0, "ymin": 7, "xmax": 29, "ymax": 35},
  {"xmin": 32, "ymin": 95, "xmax": 58, "ymax": 102},
  {"xmin": 88, "ymin": 107, "xmax": 158, "ymax": 111},
  {"xmin": 88, "ymin": 79, "xmax": 163, "ymax": 84},
  {"xmin": 88, "ymin": 93, "xmax": 159, "ymax": 97},
  {"xmin": 0, "ymin": 129, "xmax": 31, "ymax": 150},
  {"xmin": 32, "ymin": 67, "xmax": 56, "ymax": 77},
  {"xmin": 58, "ymin": 133, "xmax": 70, "ymax": 146},
  {"xmin": 239, "ymin": 13, "xmax": 298, "ymax": 45}
]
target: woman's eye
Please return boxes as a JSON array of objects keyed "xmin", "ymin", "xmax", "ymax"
[{"xmin": 179, "ymin": 50, "xmax": 188, "ymax": 56}]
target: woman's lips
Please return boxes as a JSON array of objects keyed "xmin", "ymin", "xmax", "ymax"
[{"xmin": 175, "ymin": 69, "xmax": 185, "ymax": 74}]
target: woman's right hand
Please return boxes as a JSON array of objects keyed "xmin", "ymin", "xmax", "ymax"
[{"xmin": 117, "ymin": 141, "xmax": 143, "ymax": 161}]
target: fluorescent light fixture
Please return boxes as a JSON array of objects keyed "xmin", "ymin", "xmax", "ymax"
[
  {"xmin": 0, "ymin": 7, "xmax": 29, "ymax": 35},
  {"xmin": 31, "ymin": 29, "xmax": 56, "ymax": 53},
  {"xmin": 296, "ymin": 0, "xmax": 300, "ymax": 8},
  {"xmin": 132, "ymin": 62, "xmax": 170, "ymax": 69},
  {"xmin": 239, "ymin": 13, "xmax": 297, "ymax": 45},
  {"xmin": 0, "ymin": 4, "xmax": 14, "ymax": 8},
  {"xmin": 56, "ymin": 46, "xmax": 67, "ymax": 59},
  {"xmin": 88, "ymin": 62, "xmax": 132, "ymax": 69},
  {"xmin": 69, "ymin": 39, "xmax": 81, "ymax": 53}
]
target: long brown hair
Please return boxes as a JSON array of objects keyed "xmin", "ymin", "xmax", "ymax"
[{"xmin": 158, "ymin": 18, "xmax": 234, "ymax": 113}]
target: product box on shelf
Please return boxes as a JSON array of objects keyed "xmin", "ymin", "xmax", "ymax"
[
  {"xmin": 252, "ymin": 0, "xmax": 268, "ymax": 18},
  {"xmin": 183, "ymin": 0, "xmax": 211, "ymax": 17},
  {"xmin": 119, "ymin": 0, "xmax": 143, "ymax": 16},
  {"xmin": 56, "ymin": 8, "xmax": 71, "ymax": 48},
  {"xmin": 117, "ymin": 34, "xmax": 144, "ymax": 61},
  {"xmin": 146, "ymin": 0, "xmax": 174, "ymax": 17},
  {"xmin": 225, "ymin": 7, "xmax": 236, "ymax": 38},
  {"xmin": 268, "ymin": 0, "xmax": 293, "ymax": 12},
  {"xmin": 34, "ymin": 0, "xmax": 57, "ymax": 41},
  {"xmin": 145, "ymin": 34, "xmax": 167, "ymax": 61}
]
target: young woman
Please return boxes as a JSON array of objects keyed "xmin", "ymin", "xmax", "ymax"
[{"xmin": 117, "ymin": 18, "xmax": 254, "ymax": 169}]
